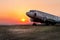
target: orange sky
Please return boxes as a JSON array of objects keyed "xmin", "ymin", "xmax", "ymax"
[{"xmin": 0, "ymin": 0, "xmax": 60, "ymax": 25}]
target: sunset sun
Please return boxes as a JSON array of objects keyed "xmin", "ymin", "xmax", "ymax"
[{"xmin": 21, "ymin": 18, "xmax": 26, "ymax": 22}]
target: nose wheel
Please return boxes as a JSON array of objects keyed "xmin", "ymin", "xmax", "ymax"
[{"xmin": 32, "ymin": 23, "xmax": 37, "ymax": 26}]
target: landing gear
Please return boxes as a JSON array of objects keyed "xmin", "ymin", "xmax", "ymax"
[
  {"xmin": 45, "ymin": 19, "xmax": 56, "ymax": 26},
  {"xmin": 51, "ymin": 22, "xmax": 56, "ymax": 25},
  {"xmin": 32, "ymin": 23, "xmax": 37, "ymax": 26},
  {"xmin": 45, "ymin": 22, "xmax": 50, "ymax": 26},
  {"xmin": 45, "ymin": 22, "xmax": 56, "ymax": 26}
]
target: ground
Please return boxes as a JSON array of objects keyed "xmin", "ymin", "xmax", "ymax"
[{"xmin": 0, "ymin": 25, "xmax": 60, "ymax": 40}]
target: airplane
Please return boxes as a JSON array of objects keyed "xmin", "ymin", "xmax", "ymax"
[{"xmin": 26, "ymin": 10, "xmax": 60, "ymax": 25}]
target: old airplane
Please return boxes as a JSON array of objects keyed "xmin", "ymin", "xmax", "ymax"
[{"xmin": 26, "ymin": 10, "xmax": 60, "ymax": 25}]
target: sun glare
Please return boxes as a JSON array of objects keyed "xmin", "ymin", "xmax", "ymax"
[{"xmin": 21, "ymin": 18, "xmax": 26, "ymax": 22}]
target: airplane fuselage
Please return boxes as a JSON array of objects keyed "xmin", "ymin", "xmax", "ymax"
[{"xmin": 26, "ymin": 10, "xmax": 60, "ymax": 25}]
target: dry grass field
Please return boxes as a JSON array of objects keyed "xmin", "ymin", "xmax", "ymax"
[{"xmin": 0, "ymin": 25, "xmax": 60, "ymax": 40}]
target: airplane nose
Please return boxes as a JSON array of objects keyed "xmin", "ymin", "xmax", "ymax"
[
  {"xmin": 26, "ymin": 12, "xmax": 29, "ymax": 16},
  {"xmin": 26, "ymin": 12, "xmax": 33, "ymax": 17},
  {"xmin": 26, "ymin": 12, "xmax": 35, "ymax": 18}
]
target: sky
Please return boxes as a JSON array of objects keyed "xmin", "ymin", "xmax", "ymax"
[{"xmin": 0, "ymin": 0, "xmax": 60, "ymax": 25}]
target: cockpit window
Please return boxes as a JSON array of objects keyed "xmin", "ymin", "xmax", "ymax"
[{"xmin": 30, "ymin": 10, "xmax": 35, "ymax": 12}]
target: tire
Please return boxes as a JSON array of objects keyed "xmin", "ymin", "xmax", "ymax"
[
  {"xmin": 45, "ymin": 22, "xmax": 50, "ymax": 26},
  {"xmin": 32, "ymin": 23, "xmax": 37, "ymax": 26},
  {"xmin": 51, "ymin": 22, "xmax": 56, "ymax": 25},
  {"xmin": 45, "ymin": 20, "xmax": 50, "ymax": 25},
  {"xmin": 45, "ymin": 19, "xmax": 56, "ymax": 25}
]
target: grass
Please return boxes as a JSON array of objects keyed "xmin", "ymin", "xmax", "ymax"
[{"xmin": 0, "ymin": 25, "xmax": 60, "ymax": 40}]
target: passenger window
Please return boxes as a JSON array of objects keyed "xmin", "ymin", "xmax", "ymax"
[{"xmin": 34, "ymin": 13, "xmax": 36, "ymax": 16}]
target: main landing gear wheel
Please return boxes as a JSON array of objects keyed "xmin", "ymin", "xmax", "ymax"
[
  {"xmin": 51, "ymin": 22, "xmax": 56, "ymax": 25},
  {"xmin": 45, "ymin": 22, "xmax": 56, "ymax": 26},
  {"xmin": 45, "ymin": 22, "xmax": 50, "ymax": 26},
  {"xmin": 45, "ymin": 19, "xmax": 56, "ymax": 26}
]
